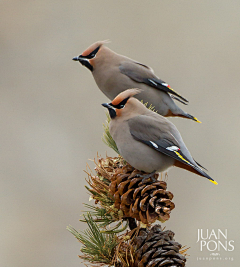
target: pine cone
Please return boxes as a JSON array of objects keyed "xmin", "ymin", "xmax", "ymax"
[
  {"xmin": 108, "ymin": 160, "xmax": 175, "ymax": 225},
  {"xmin": 132, "ymin": 225, "xmax": 186, "ymax": 267}
]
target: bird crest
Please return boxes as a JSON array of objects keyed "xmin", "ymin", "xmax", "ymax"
[
  {"xmin": 81, "ymin": 40, "xmax": 110, "ymax": 57},
  {"xmin": 111, "ymin": 88, "xmax": 142, "ymax": 106}
]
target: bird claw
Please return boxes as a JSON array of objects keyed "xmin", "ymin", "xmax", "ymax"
[{"xmin": 135, "ymin": 171, "xmax": 157, "ymax": 183}]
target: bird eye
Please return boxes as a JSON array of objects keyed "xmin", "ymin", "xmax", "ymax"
[
  {"xmin": 85, "ymin": 46, "xmax": 101, "ymax": 59},
  {"xmin": 111, "ymin": 97, "xmax": 129, "ymax": 109},
  {"xmin": 89, "ymin": 54, "xmax": 95, "ymax": 59}
]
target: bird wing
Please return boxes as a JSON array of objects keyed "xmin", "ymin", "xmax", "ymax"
[
  {"xmin": 119, "ymin": 61, "xmax": 188, "ymax": 103},
  {"xmin": 128, "ymin": 115, "xmax": 214, "ymax": 181}
]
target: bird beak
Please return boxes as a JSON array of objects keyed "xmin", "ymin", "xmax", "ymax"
[
  {"xmin": 72, "ymin": 55, "xmax": 88, "ymax": 63},
  {"xmin": 72, "ymin": 56, "xmax": 79, "ymax": 61},
  {"xmin": 102, "ymin": 103, "xmax": 113, "ymax": 109},
  {"xmin": 73, "ymin": 55, "xmax": 93, "ymax": 72},
  {"xmin": 102, "ymin": 103, "xmax": 116, "ymax": 119}
]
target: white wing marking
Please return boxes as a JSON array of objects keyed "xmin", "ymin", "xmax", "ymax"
[
  {"xmin": 150, "ymin": 141, "xmax": 158, "ymax": 148},
  {"xmin": 166, "ymin": 146, "xmax": 179, "ymax": 151}
]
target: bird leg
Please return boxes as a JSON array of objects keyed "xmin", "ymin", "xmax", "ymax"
[{"xmin": 135, "ymin": 171, "xmax": 157, "ymax": 183}]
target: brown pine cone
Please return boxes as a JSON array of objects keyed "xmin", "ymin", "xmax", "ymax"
[
  {"xmin": 108, "ymin": 161, "xmax": 175, "ymax": 225},
  {"xmin": 132, "ymin": 224, "xmax": 186, "ymax": 267}
]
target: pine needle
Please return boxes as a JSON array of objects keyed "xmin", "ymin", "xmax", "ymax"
[
  {"xmin": 102, "ymin": 113, "xmax": 119, "ymax": 154},
  {"xmin": 141, "ymin": 100, "xmax": 158, "ymax": 113},
  {"xmin": 83, "ymin": 157, "xmax": 126, "ymax": 231},
  {"xmin": 80, "ymin": 204, "xmax": 117, "ymax": 228},
  {"xmin": 180, "ymin": 245, "xmax": 190, "ymax": 257},
  {"xmin": 67, "ymin": 213, "xmax": 118, "ymax": 264}
]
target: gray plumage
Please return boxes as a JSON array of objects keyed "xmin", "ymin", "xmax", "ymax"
[
  {"xmin": 102, "ymin": 89, "xmax": 217, "ymax": 184},
  {"xmin": 73, "ymin": 41, "xmax": 200, "ymax": 122}
]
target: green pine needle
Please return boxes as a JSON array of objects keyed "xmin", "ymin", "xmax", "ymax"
[
  {"xmin": 85, "ymin": 185, "xmax": 114, "ymax": 206},
  {"xmin": 141, "ymin": 100, "xmax": 158, "ymax": 113},
  {"xmin": 102, "ymin": 113, "xmax": 119, "ymax": 154},
  {"xmin": 67, "ymin": 213, "xmax": 118, "ymax": 264},
  {"xmin": 80, "ymin": 204, "xmax": 116, "ymax": 228}
]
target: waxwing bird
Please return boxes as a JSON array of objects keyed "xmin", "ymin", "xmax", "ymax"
[
  {"xmin": 73, "ymin": 41, "xmax": 201, "ymax": 123},
  {"xmin": 101, "ymin": 88, "xmax": 217, "ymax": 184}
]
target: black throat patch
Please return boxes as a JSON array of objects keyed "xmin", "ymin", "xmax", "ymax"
[{"xmin": 79, "ymin": 59, "xmax": 93, "ymax": 72}]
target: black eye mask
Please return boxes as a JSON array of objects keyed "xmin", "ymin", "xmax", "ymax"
[
  {"xmin": 83, "ymin": 46, "xmax": 101, "ymax": 59},
  {"xmin": 110, "ymin": 97, "xmax": 130, "ymax": 109}
]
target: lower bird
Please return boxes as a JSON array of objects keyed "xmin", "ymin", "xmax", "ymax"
[{"xmin": 102, "ymin": 88, "xmax": 217, "ymax": 184}]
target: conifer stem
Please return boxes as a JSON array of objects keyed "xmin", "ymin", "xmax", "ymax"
[{"xmin": 127, "ymin": 217, "xmax": 137, "ymax": 230}]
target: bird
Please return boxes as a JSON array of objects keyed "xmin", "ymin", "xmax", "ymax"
[
  {"xmin": 101, "ymin": 88, "xmax": 217, "ymax": 184},
  {"xmin": 73, "ymin": 40, "xmax": 201, "ymax": 123}
]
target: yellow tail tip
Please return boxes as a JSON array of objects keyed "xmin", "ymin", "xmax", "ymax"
[
  {"xmin": 210, "ymin": 180, "xmax": 218, "ymax": 185},
  {"xmin": 194, "ymin": 117, "xmax": 202, "ymax": 123}
]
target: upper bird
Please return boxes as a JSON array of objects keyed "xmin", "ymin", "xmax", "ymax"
[
  {"xmin": 102, "ymin": 88, "xmax": 217, "ymax": 184},
  {"xmin": 73, "ymin": 40, "xmax": 200, "ymax": 122}
]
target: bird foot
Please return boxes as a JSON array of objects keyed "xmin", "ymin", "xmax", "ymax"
[{"xmin": 135, "ymin": 171, "xmax": 157, "ymax": 183}]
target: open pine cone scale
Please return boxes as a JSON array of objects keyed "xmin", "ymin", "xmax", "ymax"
[
  {"xmin": 105, "ymin": 158, "xmax": 175, "ymax": 225},
  {"xmin": 132, "ymin": 225, "xmax": 186, "ymax": 267}
]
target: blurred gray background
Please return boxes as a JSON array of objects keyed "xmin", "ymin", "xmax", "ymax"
[{"xmin": 1, "ymin": 1, "xmax": 239, "ymax": 266}]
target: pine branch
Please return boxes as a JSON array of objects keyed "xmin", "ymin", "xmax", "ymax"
[
  {"xmin": 83, "ymin": 157, "xmax": 125, "ymax": 230},
  {"xmin": 80, "ymin": 204, "xmax": 117, "ymax": 228},
  {"xmin": 68, "ymin": 96, "xmax": 190, "ymax": 266},
  {"xmin": 67, "ymin": 213, "xmax": 119, "ymax": 265}
]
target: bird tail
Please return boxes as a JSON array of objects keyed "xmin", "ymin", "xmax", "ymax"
[
  {"xmin": 195, "ymin": 166, "xmax": 218, "ymax": 185},
  {"xmin": 171, "ymin": 95, "xmax": 188, "ymax": 105},
  {"xmin": 183, "ymin": 113, "xmax": 201, "ymax": 123},
  {"xmin": 175, "ymin": 161, "xmax": 218, "ymax": 185},
  {"xmin": 194, "ymin": 159, "xmax": 208, "ymax": 171}
]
